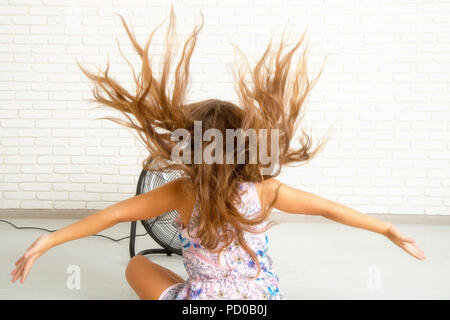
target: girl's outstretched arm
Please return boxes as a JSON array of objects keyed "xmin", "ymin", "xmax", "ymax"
[
  {"xmin": 45, "ymin": 177, "xmax": 186, "ymax": 248},
  {"xmin": 11, "ymin": 178, "xmax": 187, "ymax": 284},
  {"xmin": 263, "ymin": 178, "xmax": 426, "ymax": 261}
]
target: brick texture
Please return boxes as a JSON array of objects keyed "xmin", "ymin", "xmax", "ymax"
[{"xmin": 0, "ymin": 0, "xmax": 448, "ymax": 214}]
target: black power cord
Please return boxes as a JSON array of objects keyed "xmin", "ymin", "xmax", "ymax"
[{"xmin": 0, "ymin": 219, "xmax": 148, "ymax": 243}]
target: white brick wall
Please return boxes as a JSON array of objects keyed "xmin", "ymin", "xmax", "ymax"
[{"xmin": 0, "ymin": 0, "xmax": 449, "ymax": 215}]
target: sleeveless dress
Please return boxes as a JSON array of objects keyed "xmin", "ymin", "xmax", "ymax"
[{"xmin": 158, "ymin": 182, "xmax": 285, "ymax": 300}]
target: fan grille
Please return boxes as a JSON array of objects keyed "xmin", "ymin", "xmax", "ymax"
[{"xmin": 137, "ymin": 163, "xmax": 184, "ymax": 255}]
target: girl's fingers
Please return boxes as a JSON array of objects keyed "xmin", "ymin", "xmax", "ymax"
[
  {"xmin": 12, "ymin": 253, "xmax": 41, "ymax": 284},
  {"xmin": 11, "ymin": 267, "xmax": 19, "ymax": 281},
  {"xmin": 11, "ymin": 263, "xmax": 24, "ymax": 283},
  {"xmin": 15, "ymin": 264, "xmax": 24, "ymax": 282},
  {"xmin": 12, "ymin": 255, "xmax": 26, "ymax": 276},
  {"xmin": 404, "ymin": 243, "xmax": 425, "ymax": 260},
  {"xmin": 11, "ymin": 264, "xmax": 21, "ymax": 276},
  {"xmin": 411, "ymin": 243, "xmax": 426, "ymax": 259},
  {"xmin": 404, "ymin": 242, "xmax": 425, "ymax": 259},
  {"xmin": 21, "ymin": 259, "xmax": 35, "ymax": 283},
  {"xmin": 403, "ymin": 245, "xmax": 421, "ymax": 260}
]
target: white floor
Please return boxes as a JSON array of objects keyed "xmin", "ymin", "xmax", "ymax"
[{"xmin": 1, "ymin": 217, "xmax": 449, "ymax": 299}]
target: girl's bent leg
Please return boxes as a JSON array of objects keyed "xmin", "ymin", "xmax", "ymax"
[{"xmin": 125, "ymin": 255, "xmax": 185, "ymax": 300}]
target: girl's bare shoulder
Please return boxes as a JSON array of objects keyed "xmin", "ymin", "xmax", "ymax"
[
  {"xmin": 254, "ymin": 178, "xmax": 282, "ymax": 209},
  {"xmin": 173, "ymin": 177, "xmax": 197, "ymax": 220},
  {"xmin": 174, "ymin": 177, "xmax": 196, "ymax": 200}
]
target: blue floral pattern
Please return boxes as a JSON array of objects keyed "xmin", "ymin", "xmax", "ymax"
[{"xmin": 158, "ymin": 182, "xmax": 285, "ymax": 300}]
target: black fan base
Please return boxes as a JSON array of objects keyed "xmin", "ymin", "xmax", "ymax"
[
  {"xmin": 137, "ymin": 249, "xmax": 173, "ymax": 256},
  {"xmin": 129, "ymin": 220, "xmax": 179, "ymax": 258}
]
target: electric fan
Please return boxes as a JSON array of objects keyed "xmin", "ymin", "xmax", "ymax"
[{"xmin": 129, "ymin": 157, "xmax": 184, "ymax": 257}]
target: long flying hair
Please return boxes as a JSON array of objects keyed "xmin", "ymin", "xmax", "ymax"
[{"xmin": 77, "ymin": 6, "xmax": 331, "ymax": 279}]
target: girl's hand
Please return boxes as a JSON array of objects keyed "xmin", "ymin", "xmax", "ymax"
[
  {"xmin": 383, "ymin": 223, "xmax": 426, "ymax": 261},
  {"xmin": 11, "ymin": 234, "xmax": 53, "ymax": 284}
]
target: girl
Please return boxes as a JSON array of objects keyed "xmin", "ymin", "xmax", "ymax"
[{"xmin": 11, "ymin": 7, "xmax": 426, "ymax": 300}]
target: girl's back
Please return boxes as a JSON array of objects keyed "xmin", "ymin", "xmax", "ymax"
[{"xmin": 159, "ymin": 181, "xmax": 285, "ymax": 300}]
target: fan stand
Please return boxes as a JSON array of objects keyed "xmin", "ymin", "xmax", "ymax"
[{"xmin": 129, "ymin": 220, "xmax": 173, "ymax": 257}]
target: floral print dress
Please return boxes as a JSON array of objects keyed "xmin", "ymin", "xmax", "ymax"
[{"xmin": 158, "ymin": 182, "xmax": 285, "ymax": 300}]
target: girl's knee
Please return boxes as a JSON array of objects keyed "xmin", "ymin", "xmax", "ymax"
[{"xmin": 125, "ymin": 255, "xmax": 147, "ymax": 281}]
